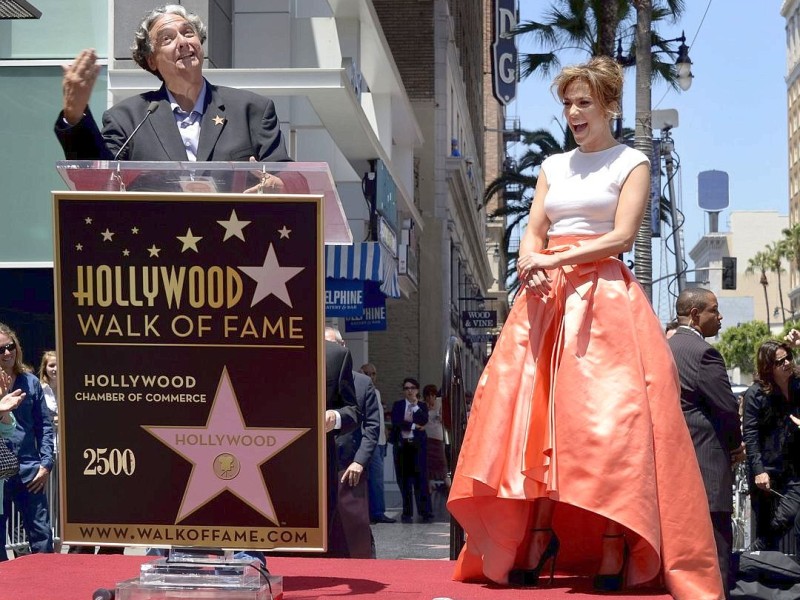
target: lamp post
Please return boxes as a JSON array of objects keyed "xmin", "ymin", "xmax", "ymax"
[{"xmin": 614, "ymin": 31, "xmax": 695, "ymax": 140}]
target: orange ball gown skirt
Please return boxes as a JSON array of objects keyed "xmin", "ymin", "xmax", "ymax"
[{"xmin": 447, "ymin": 237, "xmax": 724, "ymax": 600}]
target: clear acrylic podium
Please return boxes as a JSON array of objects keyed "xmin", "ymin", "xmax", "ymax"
[{"xmin": 56, "ymin": 160, "xmax": 352, "ymax": 244}]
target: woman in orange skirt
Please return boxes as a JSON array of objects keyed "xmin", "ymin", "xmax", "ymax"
[{"xmin": 447, "ymin": 56, "xmax": 724, "ymax": 600}]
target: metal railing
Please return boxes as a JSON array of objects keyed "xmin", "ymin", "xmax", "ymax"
[{"xmin": 442, "ymin": 335, "xmax": 467, "ymax": 560}]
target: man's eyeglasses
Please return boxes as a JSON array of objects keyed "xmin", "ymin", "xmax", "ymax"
[
  {"xmin": 403, "ymin": 386, "xmax": 418, "ymax": 391},
  {"xmin": 0, "ymin": 342, "xmax": 16, "ymax": 354},
  {"xmin": 774, "ymin": 355, "xmax": 792, "ymax": 367}
]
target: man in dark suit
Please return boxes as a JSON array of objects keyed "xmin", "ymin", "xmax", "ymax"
[
  {"xmin": 325, "ymin": 326, "xmax": 381, "ymax": 557},
  {"xmin": 668, "ymin": 288, "xmax": 744, "ymax": 599},
  {"xmin": 324, "ymin": 339, "xmax": 359, "ymax": 541},
  {"xmin": 390, "ymin": 378, "xmax": 433, "ymax": 523},
  {"xmin": 55, "ymin": 5, "xmax": 290, "ymax": 184}
]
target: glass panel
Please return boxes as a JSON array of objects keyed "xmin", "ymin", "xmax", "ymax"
[
  {"xmin": 0, "ymin": 66, "xmax": 107, "ymax": 262},
  {"xmin": 0, "ymin": 0, "xmax": 107, "ymax": 59}
]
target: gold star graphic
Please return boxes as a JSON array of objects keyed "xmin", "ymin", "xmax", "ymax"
[
  {"xmin": 278, "ymin": 226, "xmax": 291, "ymax": 239},
  {"xmin": 213, "ymin": 114, "xmax": 225, "ymax": 126},
  {"xmin": 75, "ymin": 243, "xmax": 83, "ymax": 251},
  {"xmin": 218, "ymin": 209, "xmax": 251, "ymax": 241},
  {"xmin": 177, "ymin": 228, "xmax": 203, "ymax": 253},
  {"xmin": 131, "ymin": 227, "xmax": 139, "ymax": 234},
  {"xmin": 84, "ymin": 217, "xmax": 92, "ymax": 225},
  {"xmin": 147, "ymin": 245, "xmax": 161, "ymax": 258},
  {"xmin": 101, "ymin": 228, "xmax": 114, "ymax": 241},
  {"xmin": 122, "ymin": 249, "xmax": 130, "ymax": 257}
]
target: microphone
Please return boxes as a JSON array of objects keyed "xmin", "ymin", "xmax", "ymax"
[
  {"xmin": 92, "ymin": 588, "xmax": 115, "ymax": 600},
  {"xmin": 113, "ymin": 100, "xmax": 160, "ymax": 161}
]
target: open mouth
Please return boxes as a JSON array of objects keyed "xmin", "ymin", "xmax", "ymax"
[{"xmin": 572, "ymin": 122, "xmax": 587, "ymax": 134}]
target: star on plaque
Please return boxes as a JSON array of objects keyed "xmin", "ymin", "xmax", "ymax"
[
  {"xmin": 75, "ymin": 243, "xmax": 83, "ymax": 251},
  {"xmin": 131, "ymin": 227, "xmax": 139, "ymax": 234},
  {"xmin": 122, "ymin": 249, "xmax": 130, "ymax": 257},
  {"xmin": 84, "ymin": 217, "xmax": 93, "ymax": 225},
  {"xmin": 101, "ymin": 228, "xmax": 114, "ymax": 242},
  {"xmin": 147, "ymin": 245, "xmax": 161, "ymax": 258},
  {"xmin": 278, "ymin": 226, "xmax": 291, "ymax": 239},
  {"xmin": 239, "ymin": 244, "xmax": 304, "ymax": 308},
  {"xmin": 142, "ymin": 367, "xmax": 308, "ymax": 524},
  {"xmin": 217, "ymin": 209, "xmax": 251, "ymax": 241},
  {"xmin": 177, "ymin": 228, "xmax": 202, "ymax": 253},
  {"xmin": 213, "ymin": 114, "xmax": 225, "ymax": 126}
]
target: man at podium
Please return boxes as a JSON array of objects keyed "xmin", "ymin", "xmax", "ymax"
[{"xmin": 54, "ymin": 3, "xmax": 289, "ymax": 193}]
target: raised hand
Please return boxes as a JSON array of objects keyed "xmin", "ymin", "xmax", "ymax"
[{"xmin": 62, "ymin": 48, "xmax": 102, "ymax": 125}]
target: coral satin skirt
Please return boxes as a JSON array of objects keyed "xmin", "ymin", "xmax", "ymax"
[{"xmin": 447, "ymin": 237, "xmax": 724, "ymax": 600}]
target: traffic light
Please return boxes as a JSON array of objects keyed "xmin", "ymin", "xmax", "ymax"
[{"xmin": 722, "ymin": 256, "xmax": 737, "ymax": 290}]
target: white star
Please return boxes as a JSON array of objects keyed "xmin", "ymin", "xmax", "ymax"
[
  {"xmin": 101, "ymin": 228, "xmax": 114, "ymax": 241},
  {"xmin": 122, "ymin": 249, "xmax": 130, "ymax": 257},
  {"xmin": 75, "ymin": 243, "xmax": 83, "ymax": 251},
  {"xmin": 278, "ymin": 226, "xmax": 291, "ymax": 239},
  {"xmin": 217, "ymin": 210, "xmax": 251, "ymax": 241},
  {"xmin": 147, "ymin": 245, "xmax": 161, "ymax": 258},
  {"xmin": 177, "ymin": 228, "xmax": 202, "ymax": 253},
  {"xmin": 239, "ymin": 244, "xmax": 305, "ymax": 308},
  {"xmin": 131, "ymin": 227, "xmax": 139, "ymax": 234},
  {"xmin": 84, "ymin": 217, "xmax": 92, "ymax": 225}
]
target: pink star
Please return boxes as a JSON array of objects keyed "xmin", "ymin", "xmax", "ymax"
[
  {"xmin": 142, "ymin": 367, "xmax": 308, "ymax": 524},
  {"xmin": 239, "ymin": 244, "xmax": 304, "ymax": 308}
]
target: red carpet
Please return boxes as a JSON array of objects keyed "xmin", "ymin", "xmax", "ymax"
[{"xmin": 0, "ymin": 554, "xmax": 672, "ymax": 599}]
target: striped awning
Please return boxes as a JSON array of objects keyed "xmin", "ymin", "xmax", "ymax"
[{"xmin": 325, "ymin": 242, "xmax": 400, "ymax": 298}]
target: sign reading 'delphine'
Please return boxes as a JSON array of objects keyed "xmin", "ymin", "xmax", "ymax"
[{"xmin": 54, "ymin": 191, "xmax": 325, "ymax": 551}]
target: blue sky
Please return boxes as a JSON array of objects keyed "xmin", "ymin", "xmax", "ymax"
[{"xmin": 509, "ymin": 2, "xmax": 788, "ymax": 313}]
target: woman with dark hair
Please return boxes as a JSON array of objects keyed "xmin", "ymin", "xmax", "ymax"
[
  {"xmin": 389, "ymin": 378, "xmax": 433, "ymax": 523},
  {"xmin": 447, "ymin": 55, "xmax": 723, "ymax": 599},
  {"xmin": 742, "ymin": 339, "xmax": 800, "ymax": 551}
]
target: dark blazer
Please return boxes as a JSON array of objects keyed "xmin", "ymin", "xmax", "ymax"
[
  {"xmin": 336, "ymin": 371, "xmax": 380, "ymax": 468},
  {"xmin": 55, "ymin": 81, "xmax": 290, "ymax": 163},
  {"xmin": 742, "ymin": 378, "xmax": 800, "ymax": 482},
  {"xmin": 389, "ymin": 399, "xmax": 428, "ymax": 447},
  {"xmin": 669, "ymin": 328, "xmax": 742, "ymax": 512},
  {"xmin": 6, "ymin": 373, "xmax": 55, "ymax": 483},
  {"xmin": 323, "ymin": 341, "xmax": 358, "ymax": 529}
]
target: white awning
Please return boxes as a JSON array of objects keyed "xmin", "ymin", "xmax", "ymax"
[{"xmin": 325, "ymin": 242, "xmax": 400, "ymax": 298}]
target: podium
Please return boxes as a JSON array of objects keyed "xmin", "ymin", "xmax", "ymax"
[{"xmin": 53, "ymin": 161, "xmax": 351, "ymax": 598}]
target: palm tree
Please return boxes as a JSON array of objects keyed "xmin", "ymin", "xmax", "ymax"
[
  {"xmin": 514, "ymin": 0, "xmax": 686, "ymax": 83},
  {"xmin": 746, "ymin": 250, "xmax": 772, "ymax": 330},
  {"xmin": 765, "ymin": 241, "xmax": 786, "ymax": 324},
  {"xmin": 782, "ymin": 222, "xmax": 800, "ymax": 289},
  {"xmin": 485, "ymin": 128, "xmax": 568, "ymax": 296}
]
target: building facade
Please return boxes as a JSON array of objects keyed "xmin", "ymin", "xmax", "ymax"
[
  {"xmin": 0, "ymin": 0, "xmax": 506, "ymax": 403},
  {"xmin": 689, "ymin": 211, "xmax": 788, "ymax": 333},
  {"xmin": 783, "ymin": 0, "xmax": 800, "ymax": 310}
]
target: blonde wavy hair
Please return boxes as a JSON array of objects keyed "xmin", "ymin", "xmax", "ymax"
[{"xmin": 551, "ymin": 56, "xmax": 624, "ymax": 119}]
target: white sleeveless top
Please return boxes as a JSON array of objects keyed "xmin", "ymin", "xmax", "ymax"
[{"xmin": 541, "ymin": 144, "xmax": 649, "ymax": 237}]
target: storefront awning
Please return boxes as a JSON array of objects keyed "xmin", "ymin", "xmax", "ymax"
[{"xmin": 325, "ymin": 242, "xmax": 400, "ymax": 298}]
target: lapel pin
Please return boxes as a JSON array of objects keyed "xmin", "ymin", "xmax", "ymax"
[{"xmin": 213, "ymin": 114, "xmax": 225, "ymax": 126}]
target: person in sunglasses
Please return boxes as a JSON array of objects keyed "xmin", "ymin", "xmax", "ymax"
[
  {"xmin": 742, "ymin": 339, "xmax": 800, "ymax": 553},
  {"xmin": 0, "ymin": 323, "xmax": 55, "ymax": 559}
]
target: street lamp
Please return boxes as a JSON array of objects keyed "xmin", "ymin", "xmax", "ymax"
[{"xmin": 614, "ymin": 32, "xmax": 695, "ymax": 140}]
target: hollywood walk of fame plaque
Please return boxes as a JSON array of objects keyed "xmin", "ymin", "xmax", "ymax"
[{"xmin": 53, "ymin": 191, "xmax": 326, "ymax": 551}]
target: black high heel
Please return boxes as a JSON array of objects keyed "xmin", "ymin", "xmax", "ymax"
[
  {"xmin": 593, "ymin": 533, "xmax": 629, "ymax": 592},
  {"xmin": 508, "ymin": 528, "xmax": 560, "ymax": 587}
]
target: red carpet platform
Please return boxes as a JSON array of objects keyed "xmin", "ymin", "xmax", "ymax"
[{"xmin": 0, "ymin": 554, "xmax": 672, "ymax": 599}]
